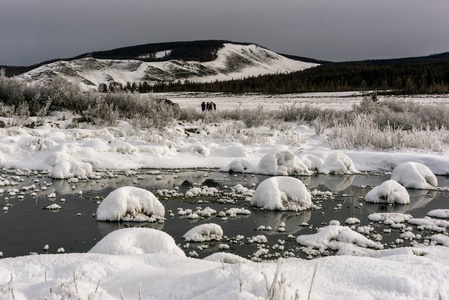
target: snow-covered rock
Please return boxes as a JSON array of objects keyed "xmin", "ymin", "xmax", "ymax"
[
  {"xmin": 251, "ymin": 176, "xmax": 312, "ymax": 211},
  {"xmin": 255, "ymin": 151, "xmax": 311, "ymax": 175},
  {"xmin": 391, "ymin": 162, "xmax": 438, "ymax": 189},
  {"xmin": 322, "ymin": 152, "xmax": 358, "ymax": 174},
  {"xmin": 89, "ymin": 228, "xmax": 185, "ymax": 256},
  {"xmin": 96, "ymin": 186, "xmax": 165, "ymax": 222},
  {"xmin": 183, "ymin": 223, "xmax": 223, "ymax": 242},
  {"xmin": 49, "ymin": 159, "xmax": 93, "ymax": 179},
  {"xmin": 364, "ymin": 180, "xmax": 410, "ymax": 204}
]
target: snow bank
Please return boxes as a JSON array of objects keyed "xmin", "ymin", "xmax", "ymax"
[
  {"xmin": 296, "ymin": 225, "xmax": 383, "ymax": 254},
  {"xmin": 183, "ymin": 223, "xmax": 223, "ymax": 242},
  {"xmin": 96, "ymin": 186, "xmax": 165, "ymax": 222},
  {"xmin": 391, "ymin": 162, "xmax": 438, "ymax": 189},
  {"xmin": 251, "ymin": 177, "xmax": 312, "ymax": 211},
  {"xmin": 89, "ymin": 228, "xmax": 185, "ymax": 256},
  {"xmin": 364, "ymin": 180, "xmax": 410, "ymax": 204},
  {"xmin": 255, "ymin": 151, "xmax": 310, "ymax": 175},
  {"xmin": 49, "ymin": 159, "xmax": 93, "ymax": 179},
  {"xmin": 321, "ymin": 152, "xmax": 359, "ymax": 174}
]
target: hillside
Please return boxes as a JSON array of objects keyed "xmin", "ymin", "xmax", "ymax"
[{"xmin": 13, "ymin": 41, "xmax": 319, "ymax": 90}]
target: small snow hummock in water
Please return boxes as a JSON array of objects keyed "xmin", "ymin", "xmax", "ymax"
[
  {"xmin": 89, "ymin": 228, "xmax": 185, "ymax": 256},
  {"xmin": 427, "ymin": 209, "xmax": 449, "ymax": 219},
  {"xmin": 251, "ymin": 176, "xmax": 312, "ymax": 211},
  {"xmin": 45, "ymin": 204, "xmax": 61, "ymax": 210},
  {"xmin": 364, "ymin": 180, "xmax": 410, "ymax": 204},
  {"xmin": 49, "ymin": 159, "xmax": 93, "ymax": 179},
  {"xmin": 391, "ymin": 162, "xmax": 438, "ymax": 189},
  {"xmin": 183, "ymin": 223, "xmax": 223, "ymax": 242},
  {"xmin": 368, "ymin": 213, "xmax": 413, "ymax": 228},
  {"xmin": 96, "ymin": 186, "xmax": 165, "ymax": 222},
  {"xmin": 408, "ymin": 217, "xmax": 449, "ymax": 233},
  {"xmin": 296, "ymin": 225, "xmax": 383, "ymax": 255}
]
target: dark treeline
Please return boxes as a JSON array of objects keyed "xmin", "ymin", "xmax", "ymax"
[
  {"xmin": 98, "ymin": 58, "xmax": 449, "ymax": 94},
  {"xmin": 150, "ymin": 60, "xmax": 449, "ymax": 94}
]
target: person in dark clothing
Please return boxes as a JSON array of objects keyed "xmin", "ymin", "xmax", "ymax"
[
  {"xmin": 213, "ymin": 102, "xmax": 216, "ymax": 110},
  {"xmin": 201, "ymin": 102, "xmax": 206, "ymax": 111}
]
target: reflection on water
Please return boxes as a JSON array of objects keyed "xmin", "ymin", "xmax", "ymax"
[
  {"xmin": 0, "ymin": 169, "xmax": 448, "ymax": 259},
  {"xmin": 97, "ymin": 221, "xmax": 165, "ymax": 237}
]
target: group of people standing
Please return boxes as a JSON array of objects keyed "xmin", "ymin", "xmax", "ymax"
[{"xmin": 201, "ymin": 101, "xmax": 216, "ymax": 111}]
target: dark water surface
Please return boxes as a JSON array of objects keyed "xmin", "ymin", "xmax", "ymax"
[{"xmin": 1, "ymin": 169, "xmax": 448, "ymax": 260}]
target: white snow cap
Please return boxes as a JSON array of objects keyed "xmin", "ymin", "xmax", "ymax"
[
  {"xmin": 96, "ymin": 186, "xmax": 165, "ymax": 221},
  {"xmin": 183, "ymin": 223, "xmax": 223, "ymax": 242},
  {"xmin": 322, "ymin": 152, "xmax": 358, "ymax": 174},
  {"xmin": 391, "ymin": 162, "xmax": 438, "ymax": 189},
  {"xmin": 203, "ymin": 252, "xmax": 250, "ymax": 264},
  {"xmin": 255, "ymin": 151, "xmax": 311, "ymax": 176},
  {"xmin": 364, "ymin": 180, "xmax": 410, "ymax": 204},
  {"xmin": 89, "ymin": 228, "xmax": 185, "ymax": 256},
  {"xmin": 49, "ymin": 159, "xmax": 93, "ymax": 179},
  {"xmin": 251, "ymin": 176, "xmax": 312, "ymax": 211}
]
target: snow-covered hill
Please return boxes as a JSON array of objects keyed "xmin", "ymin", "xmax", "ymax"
[{"xmin": 18, "ymin": 43, "xmax": 318, "ymax": 90}]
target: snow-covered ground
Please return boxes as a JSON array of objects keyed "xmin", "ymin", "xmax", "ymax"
[
  {"xmin": 161, "ymin": 91, "xmax": 449, "ymax": 111},
  {"xmin": 1, "ymin": 92, "xmax": 449, "ymax": 299}
]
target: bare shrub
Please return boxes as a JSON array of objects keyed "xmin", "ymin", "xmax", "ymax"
[
  {"xmin": 312, "ymin": 116, "xmax": 330, "ymax": 135},
  {"xmin": 241, "ymin": 105, "xmax": 269, "ymax": 128}
]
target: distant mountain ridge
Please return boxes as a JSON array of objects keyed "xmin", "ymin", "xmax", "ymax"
[
  {"xmin": 14, "ymin": 41, "xmax": 320, "ymax": 89},
  {"xmin": 1, "ymin": 40, "xmax": 325, "ymax": 77}
]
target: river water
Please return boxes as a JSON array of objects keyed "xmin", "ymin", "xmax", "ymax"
[{"xmin": 1, "ymin": 169, "xmax": 448, "ymax": 260}]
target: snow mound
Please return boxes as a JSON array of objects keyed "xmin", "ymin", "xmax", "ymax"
[
  {"xmin": 429, "ymin": 234, "xmax": 449, "ymax": 247},
  {"xmin": 49, "ymin": 159, "xmax": 93, "ymax": 179},
  {"xmin": 250, "ymin": 176, "xmax": 312, "ymax": 211},
  {"xmin": 428, "ymin": 209, "xmax": 449, "ymax": 219},
  {"xmin": 183, "ymin": 223, "xmax": 223, "ymax": 242},
  {"xmin": 322, "ymin": 152, "xmax": 358, "ymax": 174},
  {"xmin": 391, "ymin": 162, "xmax": 438, "ymax": 189},
  {"xmin": 89, "ymin": 228, "xmax": 184, "ymax": 256},
  {"xmin": 255, "ymin": 151, "xmax": 311, "ymax": 175},
  {"xmin": 96, "ymin": 186, "xmax": 165, "ymax": 222},
  {"xmin": 296, "ymin": 225, "xmax": 384, "ymax": 254},
  {"xmin": 364, "ymin": 180, "xmax": 410, "ymax": 204},
  {"xmin": 203, "ymin": 252, "xmax": 250, "ymax": 264},
  {"xmin": 221, "ymin": 158, "xmax": 254, "ymax": 173}
]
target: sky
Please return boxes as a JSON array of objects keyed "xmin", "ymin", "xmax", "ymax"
[{"xmin": 1, "ymin": 0, "xmax": 449, "ymax": 66}]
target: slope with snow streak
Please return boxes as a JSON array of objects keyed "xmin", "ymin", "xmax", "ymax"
[{"xmin": 19, "ymin": 44, "xmax": 318, "ymax": 89}]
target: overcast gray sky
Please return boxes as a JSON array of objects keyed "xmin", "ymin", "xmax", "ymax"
[{"xmin": 1, "ymin": 0, "xmax": 448, "ymax": 66}]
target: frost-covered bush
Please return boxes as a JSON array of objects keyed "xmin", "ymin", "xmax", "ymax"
[
  {"xmin": 96, "ymin": 186, "xmax": 165, "ymax": 222},
  {"xmin": 89, "ymin": 228, "xmax": 184, "ymax": 256},
  {"xmin": 251, "ymin": 176, "xmax": 312, "ymax": 211},
  {"xmin": 391, "ymin": 162, "xmax": 437, "ymax": 189},
  {"xmin": 364, "ymin": 180, "xmax": 410, "ymax": 204}
]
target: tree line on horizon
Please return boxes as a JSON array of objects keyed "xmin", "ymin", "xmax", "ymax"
[{"xmin": 98, "ymin": 60, "xmax": 449, "ymax": 94}]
